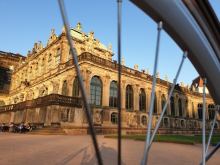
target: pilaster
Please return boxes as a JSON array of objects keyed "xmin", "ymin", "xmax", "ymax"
[{"xmin": 102, "ymin": 75, "xmax": 111, "ymax": 107}]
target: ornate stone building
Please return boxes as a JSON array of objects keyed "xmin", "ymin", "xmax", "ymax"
[
  {"xmin": 0, "ymin": 23, "xmax": 218, "ymax": 134},
  {"xmin": 0, "ymin": 51, "xmax": 25, "ymax": 106}
]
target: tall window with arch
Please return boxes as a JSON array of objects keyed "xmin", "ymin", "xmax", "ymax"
[
  {"xmin": 55, "ymin": 48, "xmax": 61, "ymax": 65},
  {"xmin": 198, "ymin": 103, "xmax": 203, "ymax": 120},
  {"xmin": 170, "ymin": 96, "xmax": 175, "ymax": 116},
  {"xmin": 90, "ymin": 76, "xmax": 102, "ymax": 106},
  {"xmin": 139, "ymin": 88, "xmax": 146, "ymax": 112},
  {"xmin": 126, "ymin": 85, "xmax": 133, "ymax": 111},
  {"xmin": 72, "ymin": 77, "xmax": 80, "ymax": 97},
  {"xmin": 62, "ymin": 80, "xmax": 68, "ymax": 96},
  {"xmin": 208, "ymin": 104, "xmax": 215, "ymax": 120},
  {"xmin": 109, "ymin": 81, "xmax": 117, "ymax": 108},
  {"xmin": 161, "ymin": 94, "xmax": 167, "ymax": 115},
  {"xmin": 178, "ymin": 98, "xmax": 183, "ymax": 117}
]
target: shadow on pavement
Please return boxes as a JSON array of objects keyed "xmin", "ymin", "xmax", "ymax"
[{"xmin": 56, "ymin": 142, "xmax": 125, "ymax": 165}]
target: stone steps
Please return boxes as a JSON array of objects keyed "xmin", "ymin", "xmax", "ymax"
[{"xmin": 28, "ymin": 127, "xmax": 66, "ymax": 135}]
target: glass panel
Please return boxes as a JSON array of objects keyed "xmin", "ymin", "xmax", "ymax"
[{"xmin": 90, "ymin": 76, "xmax": 102, "ymax": 106}]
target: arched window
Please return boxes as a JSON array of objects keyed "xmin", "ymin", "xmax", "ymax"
[
  {"xmin": 178, "ymin": 98, "xmax": 183, "ymax": 117},
  {"xmin": 61, "ymin": 109, "xmax": 73, "ymax": 122},
  {"xmin": 139, "ymin": 88, "xmax": 146, "ymax": 112},
  {"xmin": 90, "ymin": 76, "xmax": 102, "ymax": 106},
  {"xmin": 198, "ymin": 103, "xmax": 203, "ymax": 120},
  {"xmin": 208, "ymin": 104, "xmax": 215, "ymax": 120},
  {"xmin": 61, "ymin": 109, "xmax": 69, "ymax": 122},
  {"xmin": 192, "ymin": 102, "xmax": 196, "ymax": 118},
  {"xmin": 62, "ymin": 80, "xmax": 68, "ymax": 96},
  {"xmin": 141, "ymin": 116, "xmax": 147, "ymax": 126},
  {"xmin": 72, "ymin": 78, "xmax": 80, "ymax": 97},
  {"xmin": 161, "ymin": 94, "xmax": 167, "ymax": 115},
  {"xmin": 153, "ymin": 93, "xmax": 157, "ymax": 114},
  {"xmin": 111, "ymin": 112, "xmax": 118, "ymax": 124},
  {"xmin": 171, "ymin": 96, "xmax": 175, "ymax": 116},
  {"xmin": 126, "ymin": 85, "xmax": 133, "ymax": 111},
  {"xmin": 109, "ymin": 81, "xmax": 117, "ymax": 107}
]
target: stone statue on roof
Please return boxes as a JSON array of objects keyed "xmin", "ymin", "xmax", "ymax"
[
  {"xmin": 75, "ymin": 22, "xmax": 82, "ymax": 32},
  {"xmin": 47, "ymin": 28, "xmax": 57, "ymax": 45}
]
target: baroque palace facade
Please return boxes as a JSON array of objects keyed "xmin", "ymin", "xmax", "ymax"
[{"xmin": 0, "ymin": 23, "xmax": 218, "ymax": 134}]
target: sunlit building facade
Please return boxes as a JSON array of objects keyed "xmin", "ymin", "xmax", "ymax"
[{"xmin": 0, "ymin": 23, "xmax": 218, "ymax": 134}]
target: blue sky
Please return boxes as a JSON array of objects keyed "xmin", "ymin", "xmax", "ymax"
[{"xmin": 0, "ymin": 0, "xmax": 219, "ymax": 85}]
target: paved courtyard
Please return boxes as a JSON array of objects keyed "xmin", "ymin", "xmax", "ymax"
[{"xmin": 0, "ymin": 134, "xmax": 219, "ymax": 165}]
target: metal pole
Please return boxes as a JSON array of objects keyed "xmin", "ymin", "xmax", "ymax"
[
  {"xmin": 141, "ymin": 21, "xmax": 163, "ymax": 165},
  {"xmin": 117, "ymin": 0, "xmax": 122, "ymax": 165},
  {"xmin": 205, "ymin": 109, "xmax": 217, "ymax": 155},
  {"xmin": 149, "ymin": 51, "xmax": 187, "ymax": 147},
  {"xmin": 200, "ymin": 142, "xmax": 220, "ymax": 165},
  {"xmin": 57, "ymin": 1, "xmax": 103, "ymax": 165},
  {"xmin": 202, "ymin": 78, "xmax": 207, "ymax": 165}
]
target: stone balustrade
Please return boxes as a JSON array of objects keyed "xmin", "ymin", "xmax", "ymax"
[{"xmin": 0, "ymin": 94, "xmax": 82, "ymax": 113}]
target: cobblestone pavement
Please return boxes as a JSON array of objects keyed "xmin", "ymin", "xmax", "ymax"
[{"xmin": 0, "ymin": 134, "xmax": 219, "ymax": 165}]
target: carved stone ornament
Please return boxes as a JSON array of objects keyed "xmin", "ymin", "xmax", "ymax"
[{"xmin": 47, "ymin": 29, "xmax": 57, "ymax": 45}]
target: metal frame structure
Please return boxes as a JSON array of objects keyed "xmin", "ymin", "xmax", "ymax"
[
  {"xmin": 57, "ymin": 0, "xmax": 220, "ymax": 165},
  {"xmin": 117, "ymin": 1, "xmax": 122, "ymax": 164}
]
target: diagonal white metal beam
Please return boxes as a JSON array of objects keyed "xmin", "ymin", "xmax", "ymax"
[
  {"xmin": 57, "ymin": 1, "xmax": 103, "ymax": 164},
  {"xmin": 149, "ymin": 51, "xmax": 187, "ymax": 148},
  {"xmin": 205, "ymin": 108, "xmax": 217, "ymax": 155},
  {"xmin": 141, "ymin": 21, "xmax": 163, "ymax": 165}
]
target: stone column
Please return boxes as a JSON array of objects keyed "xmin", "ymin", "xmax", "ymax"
[
  {"xmin": 175, "ymin": 97, "xmax": 179, "ymax": 117},
  {"xmin": 10, "ymin": 112, "xmax": 15, "ymax": 123},
  {"xmin": 206, "ymin": 104, "xmax": 209, "ymax": 120},
  {"xmin": 194, "ymin": 102, "xmax": 198, "ymax": 119},
  {"xmin": 60, "ymin": 36, "xmax": 69, "ymax": 63},
  {"xmin": 68, "ymin": 80, "xmax": 73, "ymax": 97},
  {"xmin": 81, "ymin": 68, "xmax": 92, "ymax": 100},
  {"xmin": 184, "ymin": 99, "xmax": 188, "ymax": 118},
  {"xmin": 133, "ymin": 84, "xmax": 139, "ymax": 111},
  {"xmin": 146, "ymin": 88, "xmax": 151, "ymax": 113},
  {"xmin": 121, "ymin": 80, "xmax": 126, "ymax": 110},
  {"xmin": 157, "ymin": 91, "xmax": 162, "ymax": 114},
  {"xmin": 45, "ymin": 107, "xmax": 52, "ymax": 126},
  {"xmin": 121, "ymin": 80, "xmax": 127, "ymax": 127},
  {"xmin": 189, "ymin": 100, "xmax": 192, "ymax": 118},
  {"xmin": 167, "ymin": 97, "xmax": 171, "ymax": 116},
  {"xmin": 144, "ymin": 88, "xmax": 148, "ymax": 113},
  {"xmin": 102, "ymin": 75, "xmax": 110, "ymax": 107}
]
